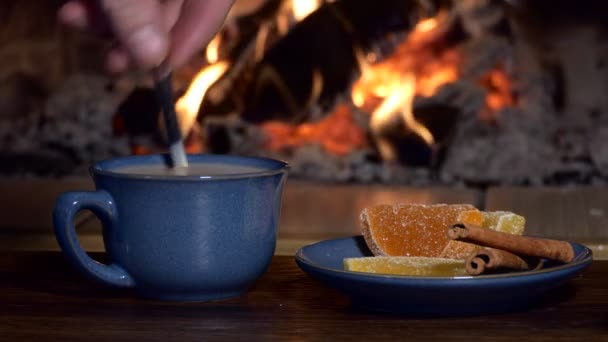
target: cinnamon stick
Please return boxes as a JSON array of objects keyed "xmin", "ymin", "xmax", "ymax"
[
  {"xmin": 448, "ymin": 223, "xmax": 575, "ymax": 263},
  {"xmin": 465, "ymin": 248, "xmax": 542, "ymax": 276}
]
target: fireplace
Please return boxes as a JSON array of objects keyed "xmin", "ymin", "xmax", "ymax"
[{"xmin": 2, "ymin": 0, "xmax": 608, "ymax": 187}]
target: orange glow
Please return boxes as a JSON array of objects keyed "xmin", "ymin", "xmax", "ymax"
[
  {"xmin": 261, "ymin": 103, "xmax": 367, "ymax": 156},
  {"xmin": 416, "ymin": 49, "xmax": 460, "ymax": 97},
  {"xmin": 478, "ymin": 65, "xmax": 515, "ymax": 121}
]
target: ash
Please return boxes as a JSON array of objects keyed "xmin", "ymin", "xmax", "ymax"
[{"xmin": 0, "ymin": 74, "xmax": 130, "ymax": 177}]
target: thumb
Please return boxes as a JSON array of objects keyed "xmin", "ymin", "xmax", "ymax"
[{"xmin": 100, "ymin": 0, "xmax": 168, "ymax": 69}]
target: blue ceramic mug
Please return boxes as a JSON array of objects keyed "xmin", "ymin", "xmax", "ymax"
[{"xmin": 53, "ymin": 154, "xmax": 288, "ymax": 301}]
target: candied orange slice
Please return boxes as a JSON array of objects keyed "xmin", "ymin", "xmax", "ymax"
[
  {"xmin": 344, "ymin": 256, "xmax": 467, "ymax": 276},
  {"xmin": 440, "ymin": 210, "xmax": 525, "ymax": 259},
  {"xmin": 483, "ymin": 211, "xmax": 525, "ymax": 235},
  {"xmin": 360, "ymin": 204, "xmax": 479, "ymax": 257}
]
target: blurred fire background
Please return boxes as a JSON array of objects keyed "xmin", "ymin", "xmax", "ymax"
[{"xmin": 3, "ymin": 0, "xmax": 608, "ymax": 187}]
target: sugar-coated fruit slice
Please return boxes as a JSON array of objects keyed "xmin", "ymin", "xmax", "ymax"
[
  {"xmin": 440, "ymin": 209, "xmax": 485, "ymax": 259},
  {"xmin": 483, "ymin": 211, "xmax": 526, "ymax": 235},
  {"xmin": 360, "ymin": 204, "xmax": 478, "ymax": 257},
  {"xmin": 344, "ymin": 256, "xmax": 468, "ymax": 277}
]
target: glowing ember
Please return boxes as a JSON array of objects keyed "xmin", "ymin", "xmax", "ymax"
[
  {"xmin": 479, "ymin": 64, "xmax": 515, "ymax": 121},
  {"xmin": 175, "ymin": 62, "xmax": 229, "ymax": 136},
  {"xmin": 261, "ymin": 103, "xmax": 366, "ymax": 156}
]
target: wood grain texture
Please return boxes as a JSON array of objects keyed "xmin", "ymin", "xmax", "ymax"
[{"xmin": 1, "ymin": 252, "xmax": 607, "ymax": 341}]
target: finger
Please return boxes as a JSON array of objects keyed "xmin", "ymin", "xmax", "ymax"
[
  {"xmin": 162, "ymin": 0, "xmax": 185, "ymax": 31},
  {"xmin": 57, "ymin": 1, "xmax": 90, "ymax": 30},
  {"xmin": 167, "ymin": 0, "xmax": 235, "ymax": 69},
  {"xmin": 99, "ymin": 0, "xmax": 169, "ymax": 69},
  {"xmin": 58, "ymin": 0, "xmax": 113, "ymax": 36},
  {"xmin": 106, "ymin": 46, "xmax": 131, "ymax": 74}
]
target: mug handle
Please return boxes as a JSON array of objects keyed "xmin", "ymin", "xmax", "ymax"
[{"xmin": 53, "ymin": 190, "xmax": 135, "ymax": 288}]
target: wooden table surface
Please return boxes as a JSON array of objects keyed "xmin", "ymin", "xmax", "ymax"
[{"xmin": 2, "ymin": 252, "xmax": 607, "ymax": 341}]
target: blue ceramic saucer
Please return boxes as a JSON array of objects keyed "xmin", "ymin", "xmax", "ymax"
[{"xmin": 295, "ymin": 236, "xmax": 593, "ymax": 316}]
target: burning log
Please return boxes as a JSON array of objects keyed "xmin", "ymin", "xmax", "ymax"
[
  {"xmin": 199, "ymin": 0, "xmax": 437, "ymax": 124},
  {"xmin": 198, "ymin": 0, "xmax": 288, "ymax": 115},
  {"xmin": 189, "ymin": 0, "xmax": 520, "ymax": 173}
]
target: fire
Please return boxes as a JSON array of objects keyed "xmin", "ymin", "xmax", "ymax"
[
  {"xmin": 261, "ymin": 103, "xmax": 366, "ymax": 156},
  {"xmin": 415, "ymin": 49, "xmax": 460, "ymax": 97},
  {"xmin": 175, "ymin": 5, "xmax": 515, "ymax": 162},
  {"xmin": 175, "ymin": 62, "xmax": 229, "ymax": 136},
  {"xmin": 351, "ymin": 15, "xmax": 457, "ymax": 158},
  {"xmin": 173, "ymin": 0, "xmax": 326, "ymax": 149},
  {"xmin": 416, "ymin": 17, "xmax": 439, "ymax": 33},
  {"xmin": 351, "ymin": 58, "xmax": 403, "ymax": 110},
  {"xmin": 348, "ymin": 8, "xmax": 516, "ymax": 159},
  {"xmin": 291, "ymin": 0, "xmax": 322, "ymax": 21},
  {"xmin": 206, "ymin": 35, "xmax": 221, "ymax": 63}
]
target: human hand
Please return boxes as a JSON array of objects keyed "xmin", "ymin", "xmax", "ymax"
[{"xmin": 58, "ymin": 0, "xmax": 235, "ymax": 73}]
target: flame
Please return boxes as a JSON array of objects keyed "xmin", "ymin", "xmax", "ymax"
[
  {"xmin": 416, "ymin": 17, "xmax": 439, "ymax": 33},
  {"xmin": 416, "ymin": 48, "xmax": 459, "ymax": 97},
  {"xmin": 352, "ymin": 63, "xmax": 401, "ymax": 107},
  {"xmin": 175, "ymin": 62, "xmax": 229, "ymax": 135},
  {"xmin": 369, "ymin": 73, "xmax": 433, "ymax": 155},
  {"xmin": 206, "ymin": 35, "xmax": 221, "ymax": 63},
  {"xmin": 291, "ymin": 0, "xmax": 321, "ymax": 21},
  {"xmin": 351, "ymin": 16, "xmax": 454, "ymax": 151}
]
